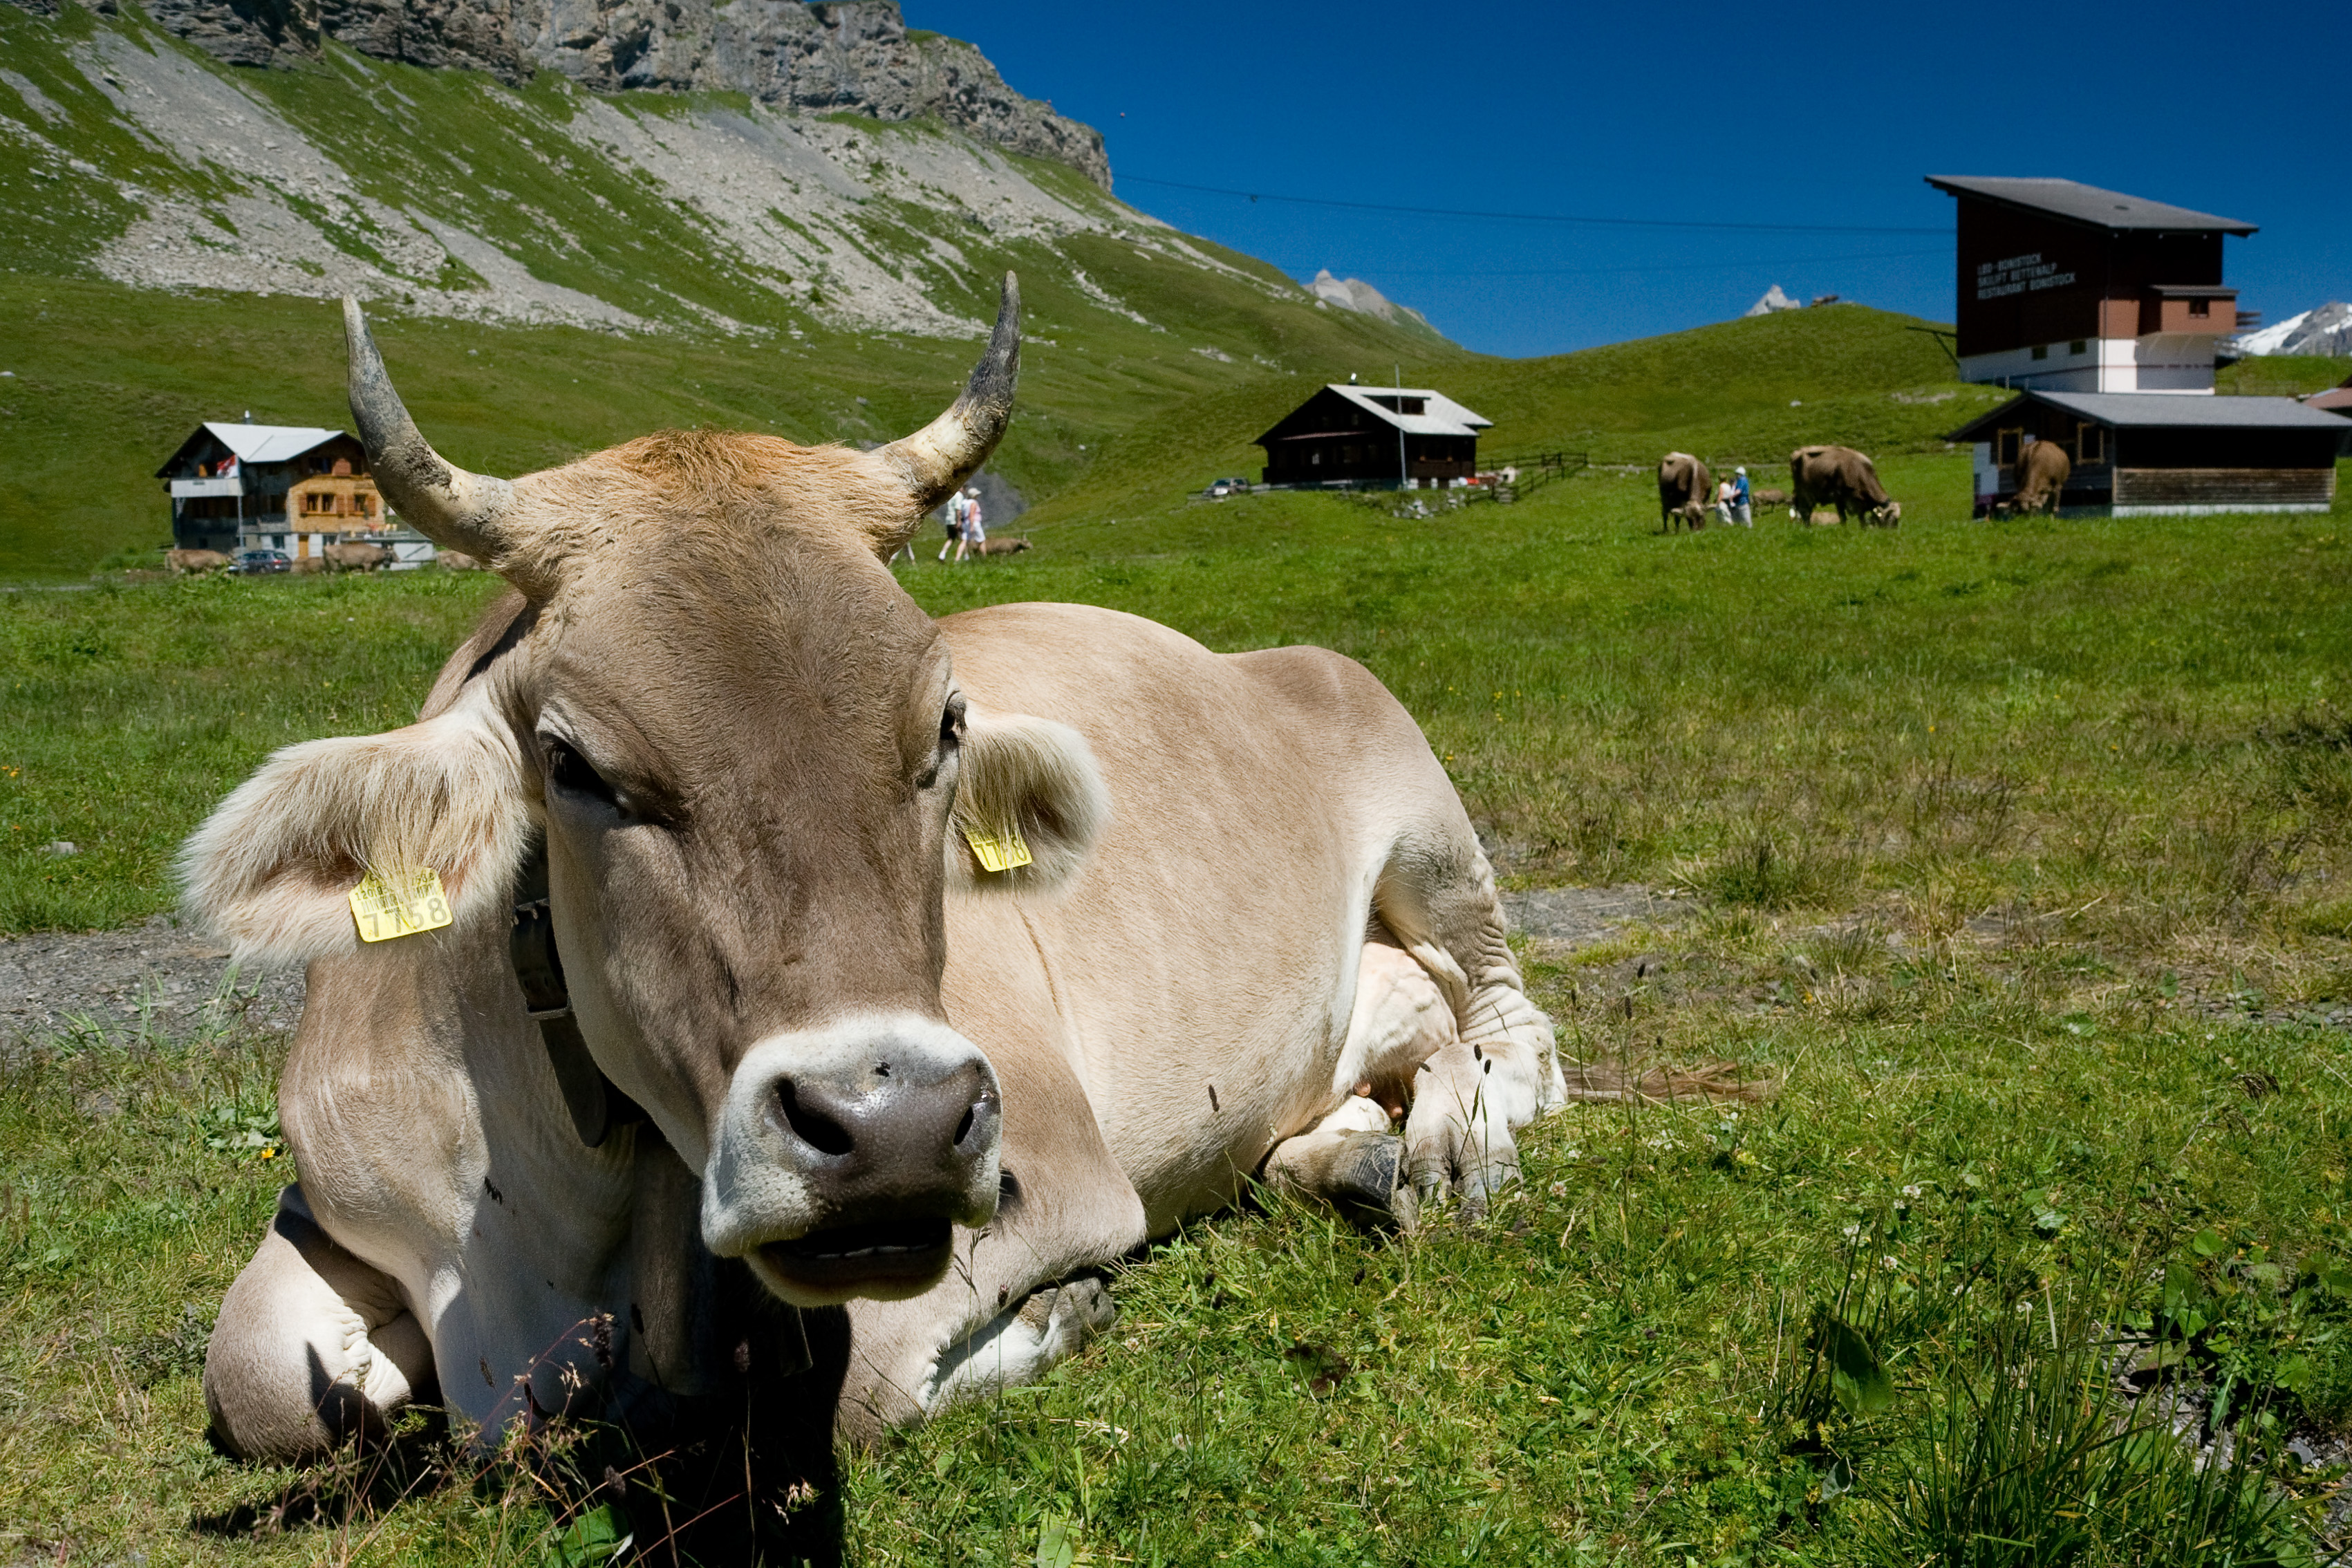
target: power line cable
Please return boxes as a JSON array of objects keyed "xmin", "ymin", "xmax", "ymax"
[
  {"xmin": 1119, "ymin": 175, "xmax": 1952, "ymax": 236},
  {"xmin": 1318, "ymin": 248, "xmax": 1951, "ymax": 280}
]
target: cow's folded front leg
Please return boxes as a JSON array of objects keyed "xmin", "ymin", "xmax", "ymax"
[
  {"xmin": 1262, "ymin": 1093, "xmax": 1417, "ymax": 1231},
  {"xmin": 203, "ymin": 1184, "xmax": 438, "ymax": 1462}
]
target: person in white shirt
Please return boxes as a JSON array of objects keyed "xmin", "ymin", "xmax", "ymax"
[{"xmin": 954, "ymin": 487, "xmax": 985, "ymax": 562}]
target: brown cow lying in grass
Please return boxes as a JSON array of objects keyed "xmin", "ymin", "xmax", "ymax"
[
  {"xmin": 971, "ymin": 536, "xmax": 1030, "ymax": 556},
  {"xmin": 182, "ymin": 279, "xmax": 1760, "ymax": 1531}
]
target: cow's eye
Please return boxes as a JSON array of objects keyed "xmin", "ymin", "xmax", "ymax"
[
  {"xmin": 939, "ymin": 696, "xmax": 965, "ymax": 750},
  {"xmin": 545, "ymin": 739, "xmax": 618, "ymax": 806}
]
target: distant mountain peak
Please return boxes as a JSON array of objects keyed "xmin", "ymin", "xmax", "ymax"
[
  {"xmin": 1309, "ymin": 269, "xmax": 1435, "ymax": 333},
  {"xmin": 2234, "ymin": 302, "xmax": 2352, "ymax": 359},
  {"xmin": 1744, "ymin": 285, "xmax": 1802, "ymax": 317}
]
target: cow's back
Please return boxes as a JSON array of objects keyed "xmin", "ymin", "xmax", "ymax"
[{"xmin": 937, "ymin": 603, "xmax": 1436, "ymax": 1230}]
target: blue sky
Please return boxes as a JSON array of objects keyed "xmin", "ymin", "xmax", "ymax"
[{"xmin": 911, "ymin": 0, "xmax": 2342, "ymax": 360}]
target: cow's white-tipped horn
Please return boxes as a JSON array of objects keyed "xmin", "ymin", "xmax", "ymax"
[
  {"xmin": 870, "ymin": 272, "xmax": 1019, "ymax": 542},
  {"xmin": 343, "ymin": 297, "xmax": 516, "ymax": 564}
]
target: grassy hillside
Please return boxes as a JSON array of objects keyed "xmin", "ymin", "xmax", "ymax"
[{"xmin": 2221, "ymin": 355, "xmax": 2352, "ymax": 398}]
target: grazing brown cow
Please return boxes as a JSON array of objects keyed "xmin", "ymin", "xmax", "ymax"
[
  {"xmin": 1790, "ymin": 445, "xmax": 1901, "ymax": 527},
  {"xmin": 1753, "ymin": 487, "xmax": 1790, "ymax": 509},
  {"xmin": 971, "ymin": 536, "xmax": 1031, "ymax": 557},
  {"xmin": 1657, "ymin": 452, "xmax": 1710, "ymax": 532},
  {"xmin": 2009, "ymin": 439, "xmax": 2071, "ymax": 515},
  {"xmin": 438, "ymin": 550, "xmax": 485, "ymax": 570},
  {"xmin": 324, "ymin": 541, "xmax": 391, "ymax": 572},
  {"xmin": 167, "ymin": 548, "xmax": 233, "ymax": 575}
]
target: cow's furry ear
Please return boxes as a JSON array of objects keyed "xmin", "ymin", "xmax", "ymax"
[
  {"xmin": 948, "ymin": 707, "xmax": 1109, "ymax": 895},
  {"xmin": 180, "ymin": 693, "xmax": 530, "ymax": 964}
]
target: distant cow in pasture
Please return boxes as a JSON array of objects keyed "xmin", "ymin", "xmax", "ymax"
[
  {"xmin": 1657, "ymin": 452, "xmax": 1711, "ymax": 532},
  {"xmin": 1790, "ymin": 445, "xmax": 1901, "ymax": 527},
  {"xmin": 324, "ymin": 541, "xmax": 391, "ymax": 572},
  {"xmin": 167, "ymin": 548, "xmax": 232, "ymax": 575},
  {"xmin": 2007, "ymin": 439, "xmax": 2071, "ymax": 516},
  {"xmin": 1753, "ymin": 487, "xmax": 1790, "ymax": 509},
  {"xmin": 972, "ymin": 536, "xmax": 1031, "ymax": 557},
  {"xmin": 437, "ymin": 550, "xmax": 485, "ymax": 570}
]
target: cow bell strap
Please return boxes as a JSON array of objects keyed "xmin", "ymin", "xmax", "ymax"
[{"xmin": 512, "ymin": 842, "xmax": 646, "ymax": 1148}]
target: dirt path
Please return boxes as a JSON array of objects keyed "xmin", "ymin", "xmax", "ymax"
[
  {"xmin": 0, "ymin": 915, "xmax": 304, "ymax": 1052},
  {"xmin": 0, "ymin": 888, "xmax": 1690, "ymax": 1054}
]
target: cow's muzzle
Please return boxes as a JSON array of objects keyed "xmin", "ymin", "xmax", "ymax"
[{"xmin": 702, "ymin": 1014, "xmax": 1001, "ymax": 1306}]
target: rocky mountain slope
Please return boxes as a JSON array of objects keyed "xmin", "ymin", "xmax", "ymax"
[
  {"xmin": 2233, "ymin": 302, "xmax": 2352, "ymax": 360},
  {"xmin": 0, "ymin": 0, "xmax": 1446, "ymax": 351}
]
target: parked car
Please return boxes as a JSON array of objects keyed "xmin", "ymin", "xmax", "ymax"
[
  {"xmin": 233, "ymin": 549, "xmax": 292, "ymax": 575},
  {"xmin": 1207, "ymin": 476, "xmax": 1251, "ymax": 497}
]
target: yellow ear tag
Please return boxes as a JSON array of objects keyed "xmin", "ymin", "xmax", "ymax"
[
  {"xmin": 348, "ymin": 867, "xmax": 455, "ymax": 942},
  {"xmin": 962, "ymin": 824, "xmax": 1032, "ymax": 874}
]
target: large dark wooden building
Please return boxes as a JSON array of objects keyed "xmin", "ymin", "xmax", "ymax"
[
  {"xmin": 1254, "ymin": 384, "xmax": 1491, "ymax": 488},
  {"xmin": 1945, "ymin": 391, "xmax": 2346, "ymax": 516},
  {"xmin": 1925, "ymin": 176, "xmax": 2255, "ymax": 394}
]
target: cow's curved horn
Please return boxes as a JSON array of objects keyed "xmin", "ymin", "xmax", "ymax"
[
  {"xmin": 343, "ymin": 297, "xmax": 516, "ymax": 565},
  {"xmin": 869, "ymin": 272, "xmax": 1020, "ymax": 545}
]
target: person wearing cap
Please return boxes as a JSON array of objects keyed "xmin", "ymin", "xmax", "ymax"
[{"xmin": 1732, "ymin": 466, "xmax": 1753, "ymax": 527}]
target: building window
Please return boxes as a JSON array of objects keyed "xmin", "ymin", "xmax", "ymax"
[
  {"xmin": 1310, "ymin": 450, "xmax": 1322, "ymax": 466},
  {"xmin": 2031, "ymin": 344, "xmax": 2048, "ymax": 360},
  {"xmin": 2069, "ymin": 339, "xmax": 2087, "ymax": 355},
  {"xmin": 2188, "ymin": 298, "xmax": 2210, "ymax": 318},
  {"xmin": 1996, "ymin": 428, "xmax": 2023, "ymax": 467},
  {"xmin": 2077, "ymin": 422, "xmax": 2105, "ymax": 464}
]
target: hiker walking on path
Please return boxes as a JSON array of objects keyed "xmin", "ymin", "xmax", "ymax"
[
  {"xmin": 1731, "ymin": 466, "xmax": 1753, "ymax": 527},
  {"xmin": 955, "ymin": 487, "xmax": 986, "ymax": 562},
  {"xmin": 938, "ymin": 489, "xmax": 969, "ymax": 561}
]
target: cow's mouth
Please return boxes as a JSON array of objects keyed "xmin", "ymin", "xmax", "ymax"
[{"xmin": 758, "ymin": 1215, "xmax": 954, "ymax": 1292}]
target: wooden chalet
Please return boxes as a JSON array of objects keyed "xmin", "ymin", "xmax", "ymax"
[
  {"xmin": 155, "ymin": 420, "xmax": 389, "ymax": 559},
  {"xmin": 1945, "ymin": 390, "xmax": 2348, "ymax": 516},
  {"xmin": 1254, "ymin": 384, "xmax": 1491, "ymax": 489},
  {"xmin": 1925, "ymin": 176, "xmax": 2255, "ymax": 395}
]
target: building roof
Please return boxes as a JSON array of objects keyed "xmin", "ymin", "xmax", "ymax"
[
  {"xmin": 154, "ymin": 421, "xmax": 351, "ymax": 477},
  {"xmin": 2308, "ymin": 386, "xmax": 2352, "ymax": 414},
  {"xmin": 1259, "ymin": 385, "xmax": 1493, "ymax": 445},
  {"xmin": 1946, "ymin": 390, "xmax": 2351, "ymax": 442},
  {"xmin": 1925, "ymin": 176, "xmax": 2257, "ymax": 236}
]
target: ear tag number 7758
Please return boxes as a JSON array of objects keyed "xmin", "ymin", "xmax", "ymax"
[{"xmin": 349, "ymin": 867, "xmax": 455, "ymax": 942}]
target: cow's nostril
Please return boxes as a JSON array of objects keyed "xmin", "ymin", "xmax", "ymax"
[
  {"xmin": 953, "ymin": 1105, "xmax": 974, "ymax": 1145},
  {"xmin": 776, "ymin": 1079, "xmax": 855, "ymax": 1157}
]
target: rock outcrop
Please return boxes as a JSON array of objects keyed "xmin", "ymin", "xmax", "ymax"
[
  {"xmin": 43, "ymin": 0, "xmax": 1110, "ymax": 185},
  {"xmin": 1309, "ymin": 268, "xmax": 1434, "ymax": 333}
]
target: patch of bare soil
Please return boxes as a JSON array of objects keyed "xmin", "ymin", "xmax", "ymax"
[
  {"xmin": 0, "ymin": 915, "xmax": 302, "ymax": 1053},
  {"xmin": 1502, "ymin": 885, "xmax": 1698, "ymax": 955}
]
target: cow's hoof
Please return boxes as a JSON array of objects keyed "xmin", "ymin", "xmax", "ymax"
[
  {"xmin": 1322, "ymin": 1131, "xmax": 1415, "ymax": 1231},
  {"xmin": 1019, "ymin": 1273, "xmax": 1117, "ymax": 1356}
]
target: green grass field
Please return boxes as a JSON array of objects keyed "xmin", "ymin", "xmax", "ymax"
[{"xmin": 5, "ymin": 451, "xmax": 2351, "ymax": 1564}]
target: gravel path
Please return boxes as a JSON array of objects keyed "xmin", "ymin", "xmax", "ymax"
[
  {"xmin": 0, "ymin": 915, "xmax": 304, "ymax": 1052},
  {"xmin": 0, "ymin": 889, "xmax": 1674, "ymax": 1054}
]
